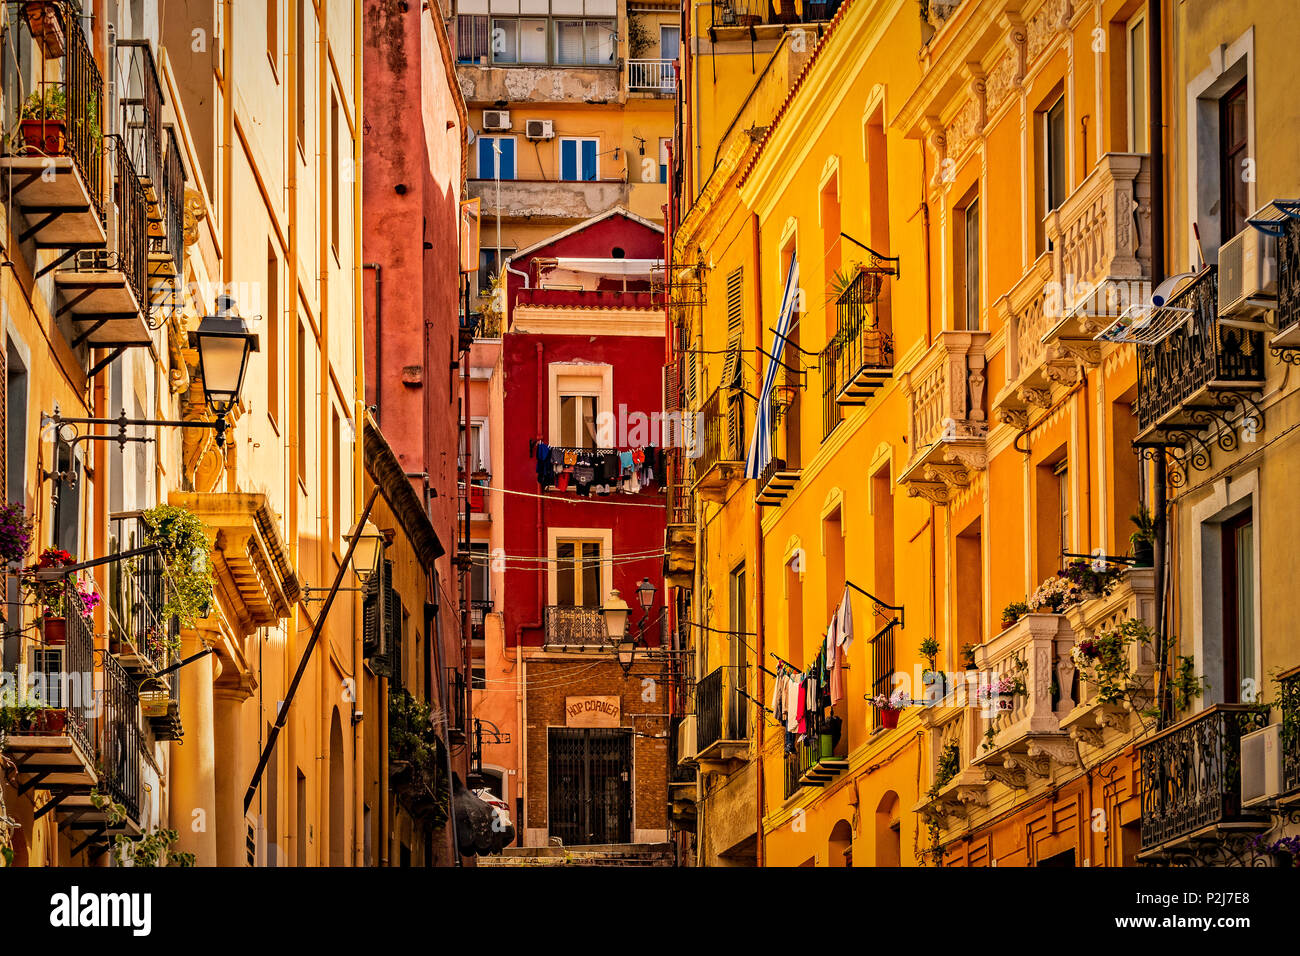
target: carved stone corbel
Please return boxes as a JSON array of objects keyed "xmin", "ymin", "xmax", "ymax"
[
  {"xmin": 1019, "ymin": 385, "xmax": 1052, "ymax": 409},
  {"xmin": 983, "ymin": 763, "xmax": 1028, "ymax": 790},
  {"xmin": 1028, "ymin": 736, "xmax": 1080, "ymax": 768},
  {"xmin": 999, "ymin": 407, "xmax": 1030, "ymax": 429}
]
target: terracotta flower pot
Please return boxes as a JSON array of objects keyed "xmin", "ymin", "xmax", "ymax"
[
  {"xmin": 36, "ymin": 708, "xmax": 67, "ymax": 735},
  {"xmin": 880, "ymin": 708, "xmax": 899, "ymax": 729},
  {"xmin": 21, "ymin": 118, "xmax": 65, "ymax": 156},
  {"xmin": 42, "ymin": 615, "xmax": 67, "ymax": 646}
]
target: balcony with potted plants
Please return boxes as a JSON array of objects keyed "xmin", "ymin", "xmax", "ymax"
[
  {"xmin": 1059, "ymin": 550, "xmax": 1158, "ymax": 754},
  {"xmin": 1, "ymin": 576, "xmax": 99, "ymax": 805},
  {"xmin": 896, "ymin": 330, "xmax": 990, "ymax": 504},
  {"xmin": 0, "ymin": 2, "xmax": 107, "ymax": 256},
  {"xmin": 914, "ymin": 704, "xmax": 987, "ymax": 841},
  {"xmin": 968, "ymin": 569, "xmax": 1110, "ymax": 788},
  {"xmin": 820, "ymin": 261, "xmax": 896, "ymax": 439}
]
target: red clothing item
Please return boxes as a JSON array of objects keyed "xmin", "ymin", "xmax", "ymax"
[{"xmin": 796, "ymin": 681, "xmax": 807, "ymax": 734}]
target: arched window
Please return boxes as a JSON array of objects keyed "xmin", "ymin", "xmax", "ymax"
[
  {"xmin": 875, "ymin": 791, "xmax": 901, "ymax": 866},
  {"xmin": 828, "ymin": 818, "xmax": 853, "ymax": 868}
]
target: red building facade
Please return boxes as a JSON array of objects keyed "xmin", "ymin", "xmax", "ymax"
[{"xmin": 493, "ymin": 209, "xmax": 672, "ymax": 848}]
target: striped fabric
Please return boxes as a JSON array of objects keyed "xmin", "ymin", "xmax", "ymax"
[{"xmin": 744, "ymin": 253, "xmax": 799, "ymax": 479}]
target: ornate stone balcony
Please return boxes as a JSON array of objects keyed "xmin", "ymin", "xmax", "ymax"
[
  {"xmin": 1059, "ymin": 568, "xmax": 1158, "ymax": 750},
  {"xmin": 897, "ymin": 330, "xmax": 990, "ymax": 504},
  {"xmin": 994, "ymin": 153, "xmax": 1151, "ymax": 429},
  {"xmin": 915, "ymin": 703, "xmax": 988, "ymax": 836},
  {"xmin": 971, "ymin": 613, "xmax": 1079, "ymax": 788}
]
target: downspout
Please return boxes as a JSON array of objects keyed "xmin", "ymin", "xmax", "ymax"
[
  {"xmin": 1148, "ymin": 0, "xmax": 1170, "ymax": 729},
  {"xmin": 352, "ymin": 0, "xmax": 367, "ymax": 867},
  {"xmin": 363, "ymin": 263, "xmax": 382, "ymax": 420},
  {"xmin": 750, "ymin": 212, "xmax": 765, "ymax": 868}
]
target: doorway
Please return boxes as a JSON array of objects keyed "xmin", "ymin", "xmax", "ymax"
[{"xmin": 547, "ymin": 727, "xmax": 632, "ymax": 845}]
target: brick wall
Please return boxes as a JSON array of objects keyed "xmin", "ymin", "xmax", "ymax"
[{"xmin": 524, "ymin": 656, "xmax": 668, "ymax": 838}]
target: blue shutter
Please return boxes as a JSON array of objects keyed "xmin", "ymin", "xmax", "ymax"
[
  {"xmin": 560, "ymin": 139, "xmax": 576, "ymax": 181},
  {"xmin": 499, "ymin": 138, "xmax": 515, "ymax": 179},
  {"xmin": 478, "ymin": 136, "xmax": 494, "ymax": 178},
  {"xmin": 582, "ymin": 139, "xmax": 597, "ymax": 181}
]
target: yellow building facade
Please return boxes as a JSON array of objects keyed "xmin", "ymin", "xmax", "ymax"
[
  {"xmin": 674, "ymin": 0, "xmax": 1300, "ymax": 867},
  {"xmin": 0, "ymin": 0, "xmax": 465, "ymax": 868}
]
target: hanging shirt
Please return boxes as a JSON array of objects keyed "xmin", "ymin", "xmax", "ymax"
[
  {"xmin": 830, "ymin": 642, "xmax": 845, "ymax": 704},
  {"xmin": 796, "ymin": 680, "xmax": 807, "ymax": 735}
]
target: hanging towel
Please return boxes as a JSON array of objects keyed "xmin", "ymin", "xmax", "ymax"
[
  {"xmin": 836, "ymin": 585, "xmax": 854, "ymax": 652},
  {"xmin": 795, "ymin": 681, "xmax": 807, "ymax": 735},
  {"xmin": 830, "ymin": 642, "xmax": 845, "ymax": 703}
]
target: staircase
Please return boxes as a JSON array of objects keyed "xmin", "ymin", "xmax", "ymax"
[{"xmin": 476, "ymin": 843, "xmax": 676, "ymax": 867}]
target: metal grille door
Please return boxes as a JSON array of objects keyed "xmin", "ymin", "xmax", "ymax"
[{"xmin": 548, "ymin": 728, "xmax": 632, "ymax": 845}]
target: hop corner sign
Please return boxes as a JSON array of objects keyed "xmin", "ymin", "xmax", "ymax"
[{"xmin": 565, "ymin": 695, "xmax": 621, "ymax": 728}]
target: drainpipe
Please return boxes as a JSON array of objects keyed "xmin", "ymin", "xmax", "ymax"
[
  {"xmin": 1148, "ymin": 0, "xmax": 1170, "ymax": 729},
  {"xmin": 364, "ymin": 263, "xmax": 382, "ymax": 422},
  {"xmin": 750, "ymin": 212, "xmax": 765, "ymax": 868},
  {"xmin": 352, "ymin": 0, "xmax": 366, "ymax": 866}
]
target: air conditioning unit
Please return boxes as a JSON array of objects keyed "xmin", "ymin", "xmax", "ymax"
[
  {"xmin": 1241, "ymin": 722, "xmax": 1282, "ymax": 809},
  {"xmin": 525, "ymin": 119, "xmax": 554, "ymax": 141},
  {"xmin": 482, "ymin": 110, "xmax": 511, "ymax": 131},
  {"xmin": 1218, "ymin": 221, "xmax": 1277, "ymax": 324},
  {"xmin": 677, "ymin": 714, "xmax": 698, "ymax": 767}
]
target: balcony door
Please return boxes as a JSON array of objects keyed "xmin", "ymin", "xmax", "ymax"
[
  {"xmin": 728, "ymin": 563, "xmax": 748, "ymax": 740},
  {"xmin": 1221, "ymin": 510, "xmax": 1255, "ymax": 703},
  {"xmin": 548, "ymin": 728, "xmax": 632, "ymax": 845},
  {"xmin": 556, "ymin": 538, "xmax": 602, "ymax": 608}
]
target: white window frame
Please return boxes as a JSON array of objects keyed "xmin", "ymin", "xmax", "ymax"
[
  {"xmin": 547, "ymin": 527, "xmax": 613, "ymax": 606},
  {"xmin": 1189, "ymin": 470, "xmax": 1262, "ymax": 710},
  {"xmin": 1186, "ymin": 28, "xmax": 1255, "ymax": 266},
  {"xmin": 547, "ymin": 362, "xmax": 613, "ymax": 447},
  {"xmin": 558, "ymin": 136, "xmax": 600, "ymax": 182},
  {"xmin": 476, "ymin": 134, "xmax": 517, "ymax": 180}
]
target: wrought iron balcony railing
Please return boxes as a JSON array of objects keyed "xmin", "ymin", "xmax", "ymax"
[
  {"xmin": 1280, "ymin": 666, "xmax": 1300, "ymax": 797},
  {"xmin": 107, "ymin": 514, "xmax": 176, "ymax": 675},
  {"xmin": 151, "ymin": 124, "xmax": 186, "ymax": 279},
  {"xmin": 1275, "ymin": 213, "xmax": 1300, "ymax": 351},
  {"xmin": 117, "ymin": 38, "xmax": 164, "ymax": 196},
  {"xmin": 695, "ymin": 665, "xmax": 748, "ymax": 753},
  {"xmin": 1137, "ymin": 703, "xmax": 1269, "ymax": 853},
  {"xmin": 542, "ymin": 605, "xmax": 608, "ymax": 649},
  {"xmin": 29, "ymin": 581, "xmax": 96, "ymax": 759},
  {"xmin": 821, "ymin": 266, "xmax": 895, "ymax": 437},
  {"xmin": 692, "ymin": 386, "xmax": 745, "ymax": 485},
  {"xmin": 464, "ymin": 599, "xmax": 492, "ymax": 642},
  {"xmin": 1136, "ymin": 268, "xmax": 1265, "ymax": 433},
  {"xmin": 99, "ymin": 651, "xmax": 143, "ymax": 822}
]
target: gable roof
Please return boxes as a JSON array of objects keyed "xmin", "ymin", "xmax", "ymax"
[{"xmin": 510, "ymin": 206, "xmax": 665, "ymax": 262}]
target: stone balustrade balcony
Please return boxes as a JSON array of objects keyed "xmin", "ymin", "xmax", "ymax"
[{"xmin": 897, "ymin": 330, "xmax": 990, "ymax": 504}]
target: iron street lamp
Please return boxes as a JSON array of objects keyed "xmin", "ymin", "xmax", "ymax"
[
  {"xmin": 42, "ymin": 296, "xmax": 260, "ymax": 450},
  {"xmin": 303, "ymin": 520, "xmax": 386, "ymax": 601},
  {"xmin": 347, "ymin": 521, "xmax": 385, "ymax": 584},
  {"xmin": 602, "ymin": 589, "xmax": 637, "ymax": 676},
  {"xmin": 636, "ymin": 576, "xmax": 656, "ymax": 613},
  {"xmin": 195, "ymin": 295, "xmax": 259, "ymax": 430}
]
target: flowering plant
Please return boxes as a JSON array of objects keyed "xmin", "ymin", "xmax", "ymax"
[
  {"xmin": 1027, "ymin": 574, "xmax": 1083, "ymax": 613},
  {"xmin": 975, "ymin": 672, "xmax": 1026, "ymax": 703},
  {"xmin": 20, "ymin": 547, "xmax": 97, "ymax": 620},
  {"xmin": 0, "ymin": 501, "xmax": 34, "ymax": 565},
  {"xmin": 1060, "ymin": 558, "xmax": 1123, "ymax": 598},
  {"xmin": 870, "ymin": 689, "xmax": 909, "ymax": 711}
]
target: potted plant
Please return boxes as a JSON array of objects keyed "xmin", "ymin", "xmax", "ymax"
[
  {"xmin": 1129, "ymin": 507, "xmax": 1155, "ymax": 567},
  {"xmin": 870, "ymin": 689, "xmax": 909, "ymax": 729},
  {"xmin": 1027, "ymin": 574, "xmax": 1081, "ymax": 614},
  {"xmin": 1000, "ymin": 600, "xmax": 1029, "ymax": 630},
  {"xmin": 0, "ymin": 501, "xmax": 34, "ymax": 567},
  {"xmin": 22, "ymin": 2, "xmax": 67, "ymax": 58},
  {"xmin": 142, "ymin": 505, "xmax": 215, "ymax": 626},
  {"xmin": 982, "ymin": 674, "xmax": 1021, "ymax": 712},
  {"xmin": 1060, "ymin": 558, "xmax": 1123, "ymax": 600},
  {"xmin": 20, "ymin": 86, "xmax": 67, "ymax": 156},
  {"xmin": 918, "ymin": 635, "xmax": 946, "ymax": 700},
  {"xmin": 959, "ymin": 642, "xmax": 977, "ymax": 670},
  {"xmin": 21, "ymin": 547, "xmax": 97, "ymax": 645}
]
